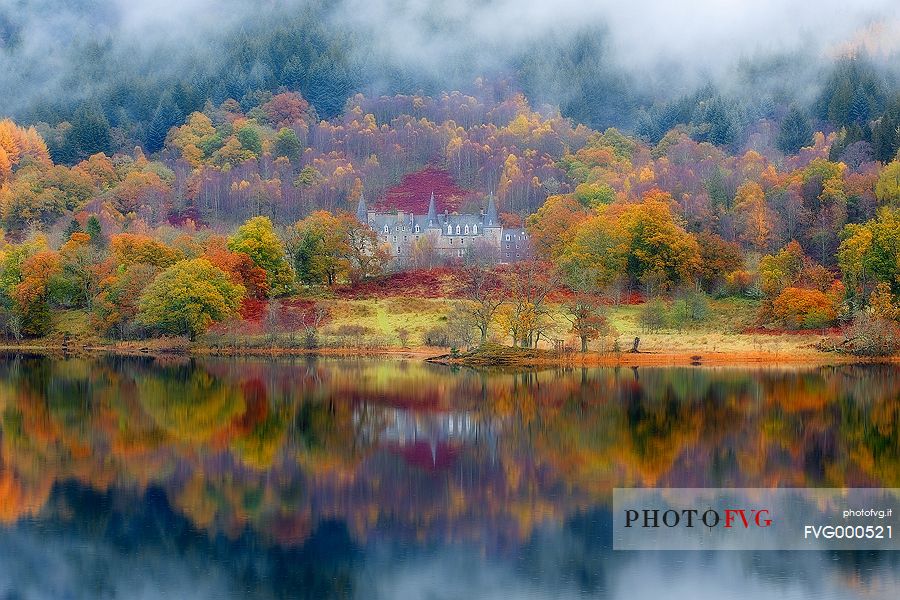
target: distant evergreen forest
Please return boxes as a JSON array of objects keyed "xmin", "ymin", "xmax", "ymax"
[{"xmin": 1, "ymin": 0, "xmax": 898, "ymax": 165}]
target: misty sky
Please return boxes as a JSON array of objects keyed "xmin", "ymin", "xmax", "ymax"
[
  {"xmin": 334, "ymin": 0, "xmax": 899, "ymax": 73},
  {"xmin": 1, "ymin": 0, "xmax": 898, "ymax": 119}
]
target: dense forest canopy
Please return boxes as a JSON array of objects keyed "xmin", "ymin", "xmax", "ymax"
[{"xmin": 1, "ymin": 0, "xmax": 898, "ymax": 157}]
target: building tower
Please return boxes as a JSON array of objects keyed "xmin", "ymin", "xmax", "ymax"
[
  {"xmin": 426, "ymin": 191, "xmax": 438, "ymax": 227},
  {"xmin": 485, "ymin": 193, "xmax": 499, "ymax": 227},
  {"xmin": 356, "ymin": 193, "xmax": 367, "ymax": 223}
]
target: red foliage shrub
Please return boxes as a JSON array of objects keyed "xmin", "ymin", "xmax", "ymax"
[
  {"xmin": 337, "ymin": 267, "xmax": 467, "ymax": 299},
  {"xmin": 167, "ymin": 206, "xmax": 206, "ymax": 228},
  {"xmin": 239, "ymin": 298, "xmax": 268, "ymax": 322},
  {"xmin": 276, "ymin": 298, "xmax": 329, "ymax": 330},
  {"xmin": 373, "ymin": 167, "xmax": 474, "ymax": 214},
  {"xmin": 771, "ymin": 287, "xmax": 837, "ymax": 329},
  {"xmin": 231, "ymin": 298, "xmax": 329, "ymax": 332}
]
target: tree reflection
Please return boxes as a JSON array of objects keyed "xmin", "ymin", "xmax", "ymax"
[{"xmin": 0, "ymin": 355, "xmax": 897, "ymax": 554}]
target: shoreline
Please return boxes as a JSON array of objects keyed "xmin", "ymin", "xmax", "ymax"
[{"xmin": 0, "ymin": 341, "xmax": 893, "ymax": 367}]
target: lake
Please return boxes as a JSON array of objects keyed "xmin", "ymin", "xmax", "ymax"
[{"xmin": 0, "ymin": 354, "xmax": 897, "ymax": 599}]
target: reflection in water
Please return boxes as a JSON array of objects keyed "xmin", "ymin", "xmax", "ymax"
[{"xmin": 0, "ymin": 355, "xmax": 898, "ymax": 599}]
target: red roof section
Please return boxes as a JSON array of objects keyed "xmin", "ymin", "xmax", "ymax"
[{"xmin": 375, "ymin": 166, "xmax": 474, "ymax": 213}]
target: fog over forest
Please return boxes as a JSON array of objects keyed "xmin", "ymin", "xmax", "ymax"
[{"xmin": 1, "ymin": 0, "xmax": 898, "ymax": 142}]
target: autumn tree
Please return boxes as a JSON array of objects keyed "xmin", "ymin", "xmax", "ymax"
[
  {"xmin": 0, "ymin": 236, "xmax": 49, "ymax": 338},
  {"xmin": 838, "ymin": 207, "xmax": 900, "ymax": 299},
  {"xmin": 408, "ymin": 234, "xmax": 439, "ymax": 270},
  {"xmin": 166, "ymin": 112, "xmax": 217, "ymax": 167},
  {"xmin": 875, "ymin": 160, "xmax": 900, "ymax": 205},
  {"xmin": 10, "ymin": 251, "xmax": 61, "ymax": 337},
  {"xmin": 340, "ymin": 213, "xmax": 389, "ymax": 284},
  {"xmin": 618, "ymin": 195, "xmax": 701, "ymax": 295},
  {"xmin": 759, "ymin": 240, "xmax": 806, "ymax": 297},
  {"xmin": 498, "ymin": 260, "xmax": 560, "ymax": 348},
  {"xmin": 801, "ymin": 159, "xmax": 848, "ymax": 266},
  {"xmin": 56, "ymin": 232, "xmax": 100, "ymax": 309},
  {"xmin": 291, "ymin": 211, "xmax": 349, "ymax": 286},
  {"xmin": 734, "ymin": 182, "xmax": 770, "ymax": 251},
  {"xmin": 138, "ymin": 258, "xmax": 244, "ymax": 340},
  {"xmin": 562, "ymin": 291, "xmax": 609, "ymax": 352},
  {"xmin": 867, "ymin": 282, "xmax": 900, "ymax": 321},
  {"xmin": 75, "ymin": 152, "xmax": 119, "ymax": 190},
  {"xmin": 107, "ymin": 170, "xmax": 172, "ymax": 219},
  {"xmin": 93, "ymin": 263, "xmax": 157, "ymax": 337},
  {"xmin": 696, "ymin": 232, "xmax": 744, "ymax": 294},
  {"xmin": 203, "ymin": 236, "xmax": 269, "ymax": 299},
  {"xmin": 228, "ymin": 216, "xmax": 294, "ymax": 296},
  {"xmin": 557, "ymin": 209, "xmax": 627, "ymax": 300},
  {"xmin": 771, "ymin": 287, "xmax": 838, "ymax": 330},
  {"xmin": 110, "ymin": 234, "xmax": 183, "ymax": 269},
  {"xmin": 0, "ymin": 164, "xmax": 93, "ymax": 231},
  {"xmin": 459, "ymin": 265, "xmax": 504, "ymax": 345},
  {"xmin": 261, "ymin": 92, "xmax": 311, "ymax": 128},
  {"xmin": 525, "ymin": 194, "xmax": 590, "ymax": 259},
  {"xmin": 293, "ymin": 166, "xmax": 323, "ymax": 209},
  {"xmin": 0, "ymin": 119, "xmax": 49, "ymax": 182}
]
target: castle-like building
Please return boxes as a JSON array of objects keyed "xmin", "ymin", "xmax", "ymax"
[{"xmin": 356, "ymin": 192, "xmax": 529, "ymax": 264}]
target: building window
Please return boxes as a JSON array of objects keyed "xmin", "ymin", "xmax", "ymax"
[
  {"xmin": 449, "ymin": 238, "xmax": 453, "ymax": 245},
  {"xmin": 415, "ymin": 235, "xmax": 420, "ymax": 240},
  {"xmin": 393, "ymin": 236, "xmax": 397, "ymax": 242},
  {"xmin": 473, "ymin": 225, "xmax": 478, "ymax": 234},
  {"xmin": 456, "ymin": 225, "xmax": 461, "ymax": 235},
  {"xmin": 460, "ymin": 238, "xmax": 464, "ymax": 244},
  {"xmin": 505, "ymin": 234, "xmax": 511, "ymax": 241},
  {"xmin": 397, "ymin": 246, "xmax": 401, "ymax": 254},
  {"xmin": 404, "ymin": 236, "xmax": 408, "ymax": 242},
  {"xmin": 464, "ymin": 225, "xmax": 469, "ymax": 234},
  {"xmin": 447, "ymin": 224, "xmax": 452, "ymax": 234},
  {"xmin": 384, "ymin": 225, "xmax": 389, "ymax": 233},
  {"xmin": 415, "ymin": 225, "xmax": 420, "ymax": 233}
]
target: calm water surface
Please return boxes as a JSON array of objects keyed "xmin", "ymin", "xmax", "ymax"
[{"xmin": 0, "ymin": 354, "xmax": 897, "ymax": 599}]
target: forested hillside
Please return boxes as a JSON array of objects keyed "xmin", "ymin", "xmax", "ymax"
[
  {"xmin": 0, "ymin": 78, "xmax": 898, "ymax": 350},
  {"xmin": 1, "ymin": 0, "xmax": 900, "ymax": 352},
  {"xmin": 2, "ymin": 1, "xmax": 898, "ymax": 162}
]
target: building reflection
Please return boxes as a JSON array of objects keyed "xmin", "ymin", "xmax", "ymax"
[{"xmin": 354, "ymin": 406, "xmax": 501, "ymax": 469}]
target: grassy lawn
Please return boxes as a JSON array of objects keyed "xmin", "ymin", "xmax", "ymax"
[
  {"xmin": 603, "ymin": 297, "xmax": 759, "ymax": 336},
  {"xmin": 597, "ymin": 298, "xmax": 824, "ymax": 356},
  {"xmin": 321, "ymin": 297, "xmax": 456, "ymax": 346},
  {"xmin": 314, "ymin": 295, "xmax": 824, "ymax": 356},
  {"xmin": 33, "ymin": 296, "xmax": 828, "ymax": 358}
]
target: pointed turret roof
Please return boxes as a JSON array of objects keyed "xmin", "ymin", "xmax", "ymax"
[
  {"xmin": 485, "ymin": 193, "xmax": 498, "ymax": 227},
  {"xmin": 356, "ymin": 193, "xmax": 367, "ymax": 222},
  {"xmin": 427, "ymin": 191, "xmax": 437, "ymax": 225}
]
